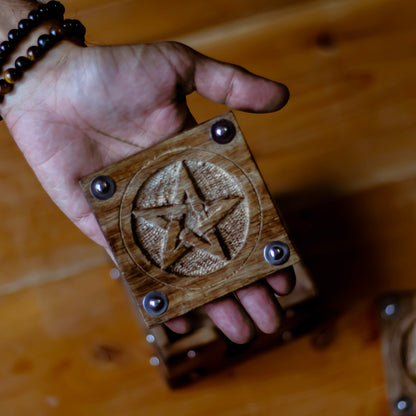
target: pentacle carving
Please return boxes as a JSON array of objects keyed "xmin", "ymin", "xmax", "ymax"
[{"xmin": 129, "ymin": 159, "xmax": 250, "ymax": 277}]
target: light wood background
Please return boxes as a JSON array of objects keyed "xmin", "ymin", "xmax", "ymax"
[{"xmin": 0, "ymin": 0, "xmax": 415, "ymax": 414}]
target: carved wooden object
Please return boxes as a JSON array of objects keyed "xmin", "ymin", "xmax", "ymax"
[
  {"xmin": 379, "ymin": 292, "xmax": 416, "ymax": 415},
  {"xmin": 137, "ymin": 262, "xmax": 318, "ymax": 387},
  {"xmin": 80, "ymin": 112, "xmax": 300, "ymax": 327}
]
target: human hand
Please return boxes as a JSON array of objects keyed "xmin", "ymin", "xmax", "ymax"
[{"xmin": 3, "ymin": 40, "xmax": 294, "ymax": 343}]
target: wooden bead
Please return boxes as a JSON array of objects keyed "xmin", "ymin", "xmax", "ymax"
[
  {"xmin": 4, "ymin": 68, "xmax": 22, "ymax": 84},
  {"xmin": 38, "ymin": 34, "xmax": 57, "ymax": 51},
  {"xmin": 8, "ymin": 29, "xmax": 22, "ymax": 45},
  {"xmin": 63, "ymin": 19, "xmax": 86, "ymax": 39},
  {"xmin": 37, "ymin": 5, "xmax": 50, "ymax": 19},
  {"xmin": 27, "ymin": 46, "xmax": 41, "ymax": 61},
  {"xmin": 0, "ymin": 80, "xmax": 13, "ymax": 95},
  {"xmin": 18, "ymin": 19, "xmax": 34, "ymax": 34},
  {"xmin": 28, "ymin": 10, "xmax": 41, "ymax": 24},
  {"xmin": 0, "ymin": 41, "xmax": 12, "ymax": 55},
  {"xmin": 50, "ymin": 25, "xmax": 65, "ymax": 39},
  {"xmin": 46, "ymin": 1, "xmax": 65, "ymax": 19},
  {"xmin": 15, "ymin": 56, "xmax": 32, "ymax": 71}
]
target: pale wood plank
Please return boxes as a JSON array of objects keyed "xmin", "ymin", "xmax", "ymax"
[
  {"xmin": 182, "ymin": 0, "xmax": 416, "ymax": 196},
  {"xmin": 65, "ymin": 0, "xmax": 316, "ymax": 44}
]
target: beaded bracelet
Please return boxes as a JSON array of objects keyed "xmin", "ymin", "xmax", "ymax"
[
  {"xmin": 0, "ymin": 7, "xmax": 86, "ymax": 120},
  {"xmin": 0, "ymin": 1, "xmax": 66, "ymax": 72}
]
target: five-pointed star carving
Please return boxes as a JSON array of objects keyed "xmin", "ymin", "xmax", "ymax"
[{"xmin": 132, "ymin": 161, "xmax": 243, "ymax": 270}]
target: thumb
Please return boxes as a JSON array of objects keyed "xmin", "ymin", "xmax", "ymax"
[{"xmin": 172, "ymin": 42, "xmax": 289, "ymax": 113}]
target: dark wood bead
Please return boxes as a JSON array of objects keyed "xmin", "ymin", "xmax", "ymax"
[
  {"xmin": 50, "ymin": 25, "xmax": 65, "ymax": 39},
  {"xmin": 8, "ymin": 29, "xmax": 22, "ymax": 44},
  {"xmin": 0, "ymin": 41, "xmax": 12, "ymax": 55},
  {"xmin": 46, "ymin": 1, "xmax": 65, "ymax": 19},
  {"xmin": 4, "ymin": 68, "xmax": 22, "ymax": 84},
  {"xmin": 18, "ymin": 19, "xmax": 34, "ymax": 34},
  {"xmin": 0, "ymin": 80, "xmax": 13, "ymax": 95},
  {"xmin": 37, "ymin": 5, "xmax": 50, "ymax": 19},
  {"xmin": 38, "ymin": 34, "xmax": 57, "ymax": 51},
  {"xmin": 15, "ymin": 56, "xmax": 33, "ymax": 71},
  {"xmin": 63, "ymin": 19, "xmax": 86, "ymax": 39},
  {"xmin": 28, "ymin": 10, "xmax": 41, "ymax": 24},
  {"xmin": 27, "ymin": 46, "xmax": 42, "ymax": 61}
]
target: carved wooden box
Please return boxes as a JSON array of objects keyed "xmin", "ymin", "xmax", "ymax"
[
  {"xmin": 379, "ymin": 293, "xmax": 416, "ymax": 415},
  {"xmin": 80, "ymin": 112, "xmax": 300, "ymax": 328},
  {"xmin": 139, "ymin": 262, "xmax": 318, "ymax": 387}
]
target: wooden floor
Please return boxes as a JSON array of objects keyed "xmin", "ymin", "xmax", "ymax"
[{"xmin": 1, "ymin": 0, "xmax": 415, "ymax": 414}]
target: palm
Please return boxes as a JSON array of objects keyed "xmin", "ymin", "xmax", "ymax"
[{"xmin": 4, "ymin": 41, "xmax": 293, "ymax": 343}]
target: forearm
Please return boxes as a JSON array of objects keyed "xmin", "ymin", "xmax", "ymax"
[{"xmin": 0, "ymin": 0, "xmax": 40, "ymax": 38}]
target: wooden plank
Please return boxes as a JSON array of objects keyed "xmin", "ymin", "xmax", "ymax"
[
  {"xmin": 0, "ymin": 264, "xmax": 387, "ymax": 415},
  {"xmin": 182, "ymin": 0, "xmax": 416, "ymax": 196},
  {"xmin": 66, "ymin": 0, "xmax": 316, "ymax": 44},
  {"xmin": 279, "ymin": 175, "xmax": 416, "ymax": 298}
]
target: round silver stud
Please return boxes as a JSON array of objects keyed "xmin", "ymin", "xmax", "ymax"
[
  {"xmin": 187, "ymin": 350, "xmax": 196, "ymax": 359},
  {"xmin": 149, "ymin": 356, "xmax": 160, "ymax": 367},
  {"xmin": 384, "ymin": 303, "xmax": 397, "ymax": 317},
  {"xmin": 381, "ymin": 301, "xmax": 399, "ymax": 319},
  {"xmin": 142, "ymin": 291, "xmax": 169, "ymax": 316},
  {"xmin": 90, "ymin": 175, "xmax": 116, "ymax": 200},
  {"xmin": 210, "ymin": 119, "xmax": 236, "ymax": 144},
  {"xmin": 395, "ymin": 396, "xmax": 412, "ymax": 413},
  {"xmin": 109, "ymin": 268, "xmax": 120, "ymax": 279},
  {"xmin": 263, "ymin": 241, "xmax": 290, "ymax": 266},
  {"xmin": 146, "ymin": 334, "xmax": 156, "ymax": 344}
]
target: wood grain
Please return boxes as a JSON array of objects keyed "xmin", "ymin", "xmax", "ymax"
[{"xmin": 0, "ymin": 0, "xmax": 415, "ymax": 413}]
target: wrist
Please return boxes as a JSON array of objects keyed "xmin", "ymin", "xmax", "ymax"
[
  {"xmin": 2, "ymin": 40, "xmax": 80, "ymax": 125},
  {"xmin": 0, "ymin": 1, "xmax": 86, "ymax": 124}
]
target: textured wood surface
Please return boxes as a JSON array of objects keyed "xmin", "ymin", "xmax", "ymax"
[
  {"xmin": 81, "ymin": 113, "xmax": 300, "ymax": 326},
  {"xmin": 0, "ymin": 0, "xmax": 415, "ymax": 414}
]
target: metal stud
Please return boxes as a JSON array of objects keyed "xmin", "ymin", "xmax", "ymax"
[
  {"xmin": 210, "ymin": 119, "xmax": 236, "ymax": 144},
  {"xmin": 395, "ymin": 396, "xmax": 413, "ymax": 413},
  {"xmin": 90, "ymin": 175, "xmax": 116, "ymax": 200},
  {"xmin": 142, "ymin": 291, "xmax": 169, "ymax": 316},
  {"xmin": 187, "ymin": 350, "xmax": 196, "ymax": 358},
  {"xmin": 149, "ymin": 356, "xmax": 160, "ymax": 367},
  {"xmin": 382, "ymin": 302, "xmax": 399, "ymax": 319},
  {"xmin": 109, "ymin": 268, "xmax": 120, "ymax": 279},
  {"xmin": 263, "ymin": 241, "xmax": 290, "ymax": 266}
]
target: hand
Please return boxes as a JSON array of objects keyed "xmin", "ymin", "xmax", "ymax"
[{"xmin": 3, "ymin": 40, "xmax": 294, "ymax": 343}]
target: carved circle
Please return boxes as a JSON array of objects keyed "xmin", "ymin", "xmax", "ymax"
[
  {"xmin": 131, "ymin": 159, "xmax": 249, "ymax": 276},
  {"xmin": 119, "ymin": 148, "xmax": 261, "ymax": 288}
]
